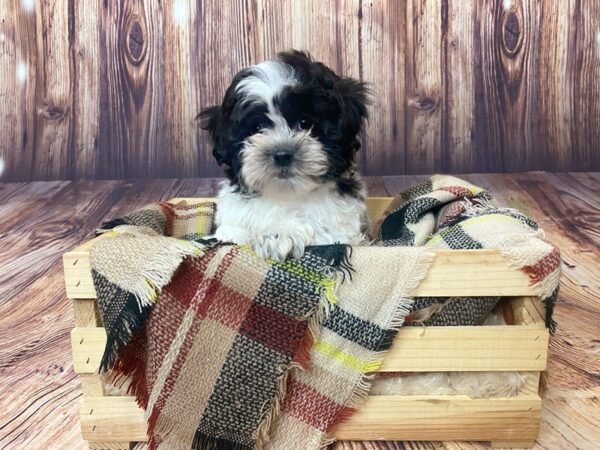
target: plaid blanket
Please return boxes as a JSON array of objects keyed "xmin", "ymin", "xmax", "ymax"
[
  {"xmin": 373, "ymin": 175, "xmax": 560, "ymax": 330},
  {"xmin": 92, "ymin": 202, "xmax": 356, "ymax": 449},
  {"xmin": 90, "ymin": 175, "xmax": 560, "ymax": 449}
]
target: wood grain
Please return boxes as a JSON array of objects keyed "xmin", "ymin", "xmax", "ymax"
[
  {"xmin": 2, "ymin": 1, "xmax": 600, "ymax": 182},
  {"xmin": 0, "ymin": 173, "xmax": 599, "ymax": 450},
  {"xmin": 404, "ymin": 0, "xmax": 443, "ymax": 174}
]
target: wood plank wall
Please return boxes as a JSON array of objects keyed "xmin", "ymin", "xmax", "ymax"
[{"xmin": 1, "ymin": 0, "xmax": 599, "ymax": 182}]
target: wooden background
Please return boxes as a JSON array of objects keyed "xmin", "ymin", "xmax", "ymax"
[{"xmin": 1, "ymin": 0, "xmax": 599, "ymax": 182}]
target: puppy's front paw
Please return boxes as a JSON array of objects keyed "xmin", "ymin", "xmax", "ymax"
[{"xmin": 250, "ymin": 233, "xmax": 308, "ymax": 262}]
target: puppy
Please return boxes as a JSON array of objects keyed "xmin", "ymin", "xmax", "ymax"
[{"xmin": 200, "ymin": 50, "xmax": 370, "ymax": 261}]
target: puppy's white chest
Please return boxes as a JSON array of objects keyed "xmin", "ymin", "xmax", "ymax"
[{"xmin": 215, "ymin": 184, "xmax": 366, "ymax": 252}]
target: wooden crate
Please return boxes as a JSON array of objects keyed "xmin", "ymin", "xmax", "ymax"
[{"xmin": 64, "ymin": 198, "xmax": 550, "ymax": 450}]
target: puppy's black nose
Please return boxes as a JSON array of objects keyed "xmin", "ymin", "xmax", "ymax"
[{"xmin": 272, "ymin": 151, "xmax": 294, "ymax": 167}]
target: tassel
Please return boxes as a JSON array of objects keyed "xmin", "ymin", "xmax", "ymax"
[
  {"xmin": 306, "ymin": 244, "xmax": 354, "ymax": 274},
  {"xmin": 96, "ymin": 217, "xmax": 130, "ymax": 234},
  {"xmin": 98, "ymin": 294, "xmax": 152, "ymax": 372},
  {"xmin": 544, "ymin": 287, "xmax": 559, "ymax": 334}
]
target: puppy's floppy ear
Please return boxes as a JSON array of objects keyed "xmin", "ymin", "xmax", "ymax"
[
  {"xmin": 197, "ymin": 105, "xmax": 228, "ymax": 165},
  {"xmin": 336, "ymin": 78, "xmax": 371, "ymax": 135}
]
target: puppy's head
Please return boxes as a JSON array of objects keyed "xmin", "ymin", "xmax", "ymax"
[{"xmin": 200, "ymin": 50, "xmax": 369, "ymax": 199}]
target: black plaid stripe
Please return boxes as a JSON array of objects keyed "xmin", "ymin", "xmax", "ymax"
[
  {"xmin": 401, "ymin": 178, "xmax": 433, "ymax": 201},
  {"xmin": 441, "ymin": 225, "xmax": 483, "ymax": 249},
  {"xmin": 323, "ymin": 305, "xmax": 391, "ymax": 352},
  {"xmin": 92, "ymin": 270, "xmax": 152, "ymax": 370},
  {"xmin": 125, "ymin": 208, "xmax": 166, "ymax": 234},
  {"xmin": 196, "ymin": 335, "xmax": 288, "ymax": 446},
  {"xmin": 92, "ymin": 270, "xmax": 128, "ymax": 331},
  {"xmin": 253, "ymin": 253, "xmax": 326, "ymax": 317},
  {"xmin": 380, "ymin": 197, "xmax": 442, "ymax": 244},
  {"xmin": 495, "ymin": 209, "xmax": 539, "ymax": 230}
]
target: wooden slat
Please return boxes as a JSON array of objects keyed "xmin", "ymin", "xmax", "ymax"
[
  {"xmin": 79, "ymin": 393, "xmax": 540, "ymax": 443},
  {"xmin": 80, "ymin": 374, "xmax": 105, "ymax": 397},
  {"xmin": 512, "ymin": 296, "xmax": 546, "ymax": 326},
  {"xmin": 71, "ymin": 327, "xmax": 106, "ymax": 374},
  {"xmin": 518, "ymin": 372, "xmax": 541, "ymax": 396},
  {"xmin": 335, "ymin": 393, "xmax": 541, "ymax": 441},
  {"xmin": 80, "ymin": 397, "xmax": 147, "ymax": 442},
  {"xmin": 72, "ymin": 324, "xmax": 548, "ymax": 374},
  {"xmin": 380, "ymin": 325, "xmax": 548, "ymax": 372},
  {"xmin": 72, "ymin": 299, "xmax": 99, "ymax": 327}
]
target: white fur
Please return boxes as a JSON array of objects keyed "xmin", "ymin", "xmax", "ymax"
[
  {"xmin": 214, "ymin": 182, "xmax": 367, "ymax": 261},
  {"xmin": 235, "ymin": 60, "xmax": 296, "ymax": 108},
  {"xmin": 370, "ymin": 371, "xmax": 526, "ymax": 398}
]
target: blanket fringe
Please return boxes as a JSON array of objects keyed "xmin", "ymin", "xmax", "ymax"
[
  {"xmin": 111, "ymin": 328, "xmax": 150, "ymax": 409},
  {"xmin": 99, "ymin": 300, "xmax": 151, "ymax": 372},
  {"xmin": 498, "ymin": 246, "xmax": 561, "ymax": 334},
  {"xmin": 98, "ymin": 226, "xmax": 205, "ymax": 311},
  {"xmin": 137, "ymin": 240, "xmax": 205, "ymax": 310}
]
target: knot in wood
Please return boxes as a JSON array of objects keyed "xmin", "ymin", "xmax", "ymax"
[
  {"xmin": 44, "ymin": 105, "xmax": 66, "ymax": 120},
  {"xmin": 416, "ymin": 96, "xmax": 437, "ymax": 111},
  {"xmin": 126, "ymin": 20, "xmax": 145, "ymax": 64},
  {"xmin": 502, "ymin": 11, "xmax": 522, "ymax": 55}
]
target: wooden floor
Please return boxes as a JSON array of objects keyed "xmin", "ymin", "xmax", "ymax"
[{"xmin": 0, "ymin": 172, "xmax": 598, "ymax": 450}]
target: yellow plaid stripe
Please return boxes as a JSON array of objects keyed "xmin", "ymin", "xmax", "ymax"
[{"xmin": 313, "ymin": 340, "xmax": 381, "ymax": 373}]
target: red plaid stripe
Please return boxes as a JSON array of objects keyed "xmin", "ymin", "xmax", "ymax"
[
  {"xmin": 205, "ymin": 283, "xmax": 254, "ymax": 330},
  {"xmin": 167, "ymin": 255, "xmax": 214, "ymax": 309},
  {"xmin": 160, "ymin": 202, "xmax": 215, "ymax": 236},
  {"xmin": 438, "ymin": 201, "xmax": 467, "ymax": 227},
  {"xmin": 148, "ymin": 298, "xmax": 204, "ymax": 425},
  {"xmin": 239, "ymin": 303, "xmax": 307, "ymax": 357},
  {"xmin": 439, "ymin": 185, "xmax": 473, "ymax": 197},
  {"xmin": 282, "ymin": 379, "xmax": 344, "ymax": 432},
  {"xmin": 523, "ymin": 248, "xmax": 561, "ymax": 284}
]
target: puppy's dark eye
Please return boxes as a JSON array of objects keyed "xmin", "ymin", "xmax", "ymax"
[
  {"xmin": 297, "ymin": 118, "xmax": 313, "ymax": 130},
  {"xmin": 251, "ymin": 121, "xmax": 266, "ymax": 132}
]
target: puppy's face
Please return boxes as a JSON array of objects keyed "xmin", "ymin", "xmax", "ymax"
[{"xmin": 200, "ymin": 51, "xmax": 369, "ymax": 198}]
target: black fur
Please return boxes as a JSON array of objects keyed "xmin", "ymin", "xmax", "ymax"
[{"xmin": 199, "ymin": 50, "xmax": 370, "ymax": 195}]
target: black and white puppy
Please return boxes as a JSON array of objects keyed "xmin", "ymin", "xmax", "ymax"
[{"xmin": 200, "ymin": 50, "xmax": 370, "ymax": 261}]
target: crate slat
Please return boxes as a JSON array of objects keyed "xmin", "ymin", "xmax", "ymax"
[
  {"xmin": 72, "ymin": 323, "xmax": 548, "ymax": 374},
  {"xmin": 335, "ymin": 393, "xmax": 541, "ymax": 441},
  {"xmin": 80, "ymin": 397, "xmax": 147, "ymax": 442},
  {"xmin": 79, "ymin": 392, "xmax": 540, "ymax": 443}
]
